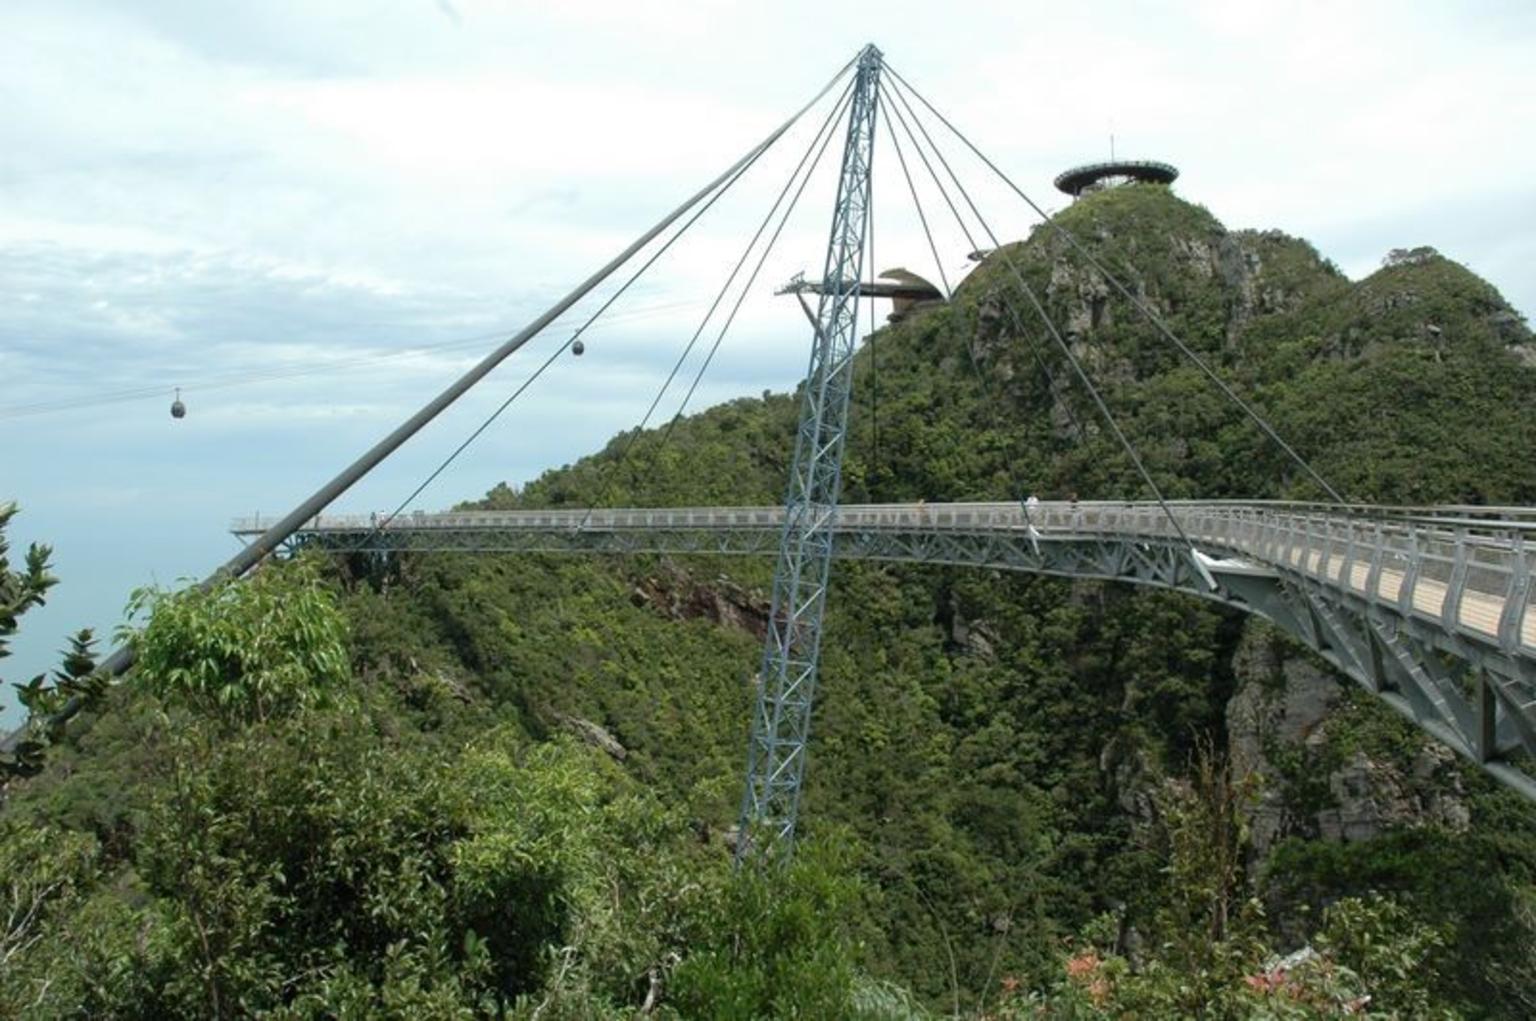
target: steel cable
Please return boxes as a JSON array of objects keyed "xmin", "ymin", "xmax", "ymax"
[
  {"xmin": 369, "ymin": 81, "xmax": 857, "ymax": 540},
  {"xmin": 883, "ymin": 71, "xmax": 1213, "ymax": 585},
  {"xmin": 885, "ymin": 62, "xmax": 1344, "ymax": 505},
  {"xmin": 882, "ymin": 104, "xmax": 1048, "ymax": 533},
  {"xmin": 575, "ymin": 81, "xmax": 858, "ymax": 522}
]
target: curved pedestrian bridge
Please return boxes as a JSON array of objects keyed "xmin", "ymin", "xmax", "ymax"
[{"xmin": 234, "ymin": 500, "xmax": 1536, "ymax": 801}]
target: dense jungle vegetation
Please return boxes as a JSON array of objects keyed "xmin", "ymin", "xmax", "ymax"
[{"xmin": 4, "ymin": 185, "xmax": 1536, "ymax": 1017}]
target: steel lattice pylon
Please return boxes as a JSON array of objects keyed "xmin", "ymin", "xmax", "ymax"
[{"xmin": 735, "ymin": 44, "xmax": 883, "ymax": 862}]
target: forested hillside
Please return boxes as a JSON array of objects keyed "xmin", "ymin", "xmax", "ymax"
[{"xmin": 4, "ymin": 184, "xmax": 1535, "ymax": 1018}]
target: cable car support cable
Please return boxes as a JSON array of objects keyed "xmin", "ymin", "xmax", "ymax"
[
  {"xmin": 364, "ymin": 81, "xmax": 855, "ymax": 541},
  {"xmin": 32, "ymin": 55, "xmax": 859, "ymax": 732}
]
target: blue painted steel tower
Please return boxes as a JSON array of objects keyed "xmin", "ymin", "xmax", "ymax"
[{"xmin": 737, "ymin": 44, "xmax": 882, "ymax": 861}]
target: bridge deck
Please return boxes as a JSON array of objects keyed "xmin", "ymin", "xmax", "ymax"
[
  {"xmin": 234, "ymin": 500, "xmax": 1536, "ymax": 652},
  {"xmin": 232, "ymin": 500, "xmax": 1536, "ymax": 801}
]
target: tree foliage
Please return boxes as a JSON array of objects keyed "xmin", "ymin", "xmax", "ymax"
[
  {"xmin": 5, "ymin": 185, "xmax": 1536, "ymax": 1016},
  {"xmin": 128, "ymin": 557, "xmax": 349, "ymax": 725}
]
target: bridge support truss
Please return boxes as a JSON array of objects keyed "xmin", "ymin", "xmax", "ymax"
[{"xmin": 737, "ymin": 44, "xmax": 883, "ymax": 861}]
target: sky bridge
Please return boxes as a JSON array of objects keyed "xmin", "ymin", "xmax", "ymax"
[
  {"xmin": 235, "ymin": 499, "xmax": 1536, "ymax": 802},
  {"xmin": 23, "ymin": 44, "xmax": 1536, "ymax": 859}
]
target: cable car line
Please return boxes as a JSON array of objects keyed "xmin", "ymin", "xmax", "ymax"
[
  {"xmin": 596, "ymin": 76, "xmax": 857, "ymax": 517},
  {"xmin": 541, "ymin": 77, "xmax": 846, "ymax": 366},
  {"xmin": 26, "ymin": 51, "xmax": 862, "ymax": 742},
  {"xmin": 0, "ymin": 300, "xmax": 705, "ymax": 422},
  {"xmin": 367, "ymin": 76, "xmax": 856, "ymax": 540}
]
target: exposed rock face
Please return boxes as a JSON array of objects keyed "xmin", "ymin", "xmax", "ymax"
[
  {"xmin": 554, "ymin": 713, "xmax": 627, "ymax": 761},
  {"xmin": 1225, "ymin": 624, "xmax": 1471, "ymax": 868},
  {"xmin": 1227, "ymin": 629, "xmax": 1343, "ymax": 770},
  {"xmin": 937, "ymin": 590, "xmax": 998, "ymax": 661},
  {"xmin": 1049, "ymin": 260, "xmax": 1113, "ymax": 343},
  {"xmin": 1218, "ymin": 230, "xmax": 1334, "ymax": 336},
  {"xmin": 1226, "ymin": 627, "xmax": 1345, "ymax": 862},
  {"xmin": 630, "ymin": 563, "xmax": 768, "ymax": 638},
  {"xmin": 1315, "ymin": 751, "xmax": 1418, "ymax": 842},
  {"xmin": 1099, "ymin": 733, "xmax": 1161, "ymax": 825},
  {"xmin": 970, "ymin": 197, "xmax": 1339, "ymax": 418},
  {"xmin": 1309, "ymin": 747, "xmax": 1470, "ymax": 841}
]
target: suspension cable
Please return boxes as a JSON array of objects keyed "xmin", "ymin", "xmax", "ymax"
[
  {"xmin": 370, "ymin": 81, "xmax": 855, "ymax": 538},
  {"xmin": 883, "ymin": 72, "xmax": 1213, "ymax": 586},
  {"xmin": 868, "ymin": 96, "xmax": 880, "ymax": 475},
  {"xmin": 577, "ymin": 81, "xmax": 857, "ymax": 518},
  {"xmin": 885, "ymin": 84, "xmax": 1063, "ymax": 532},
  {"xmin": 643, "ymin": 78, "xmax": 857, "ymax": 474},
  {"xmin": 27, "ymin": 54, "xmax": 864, "ymax": 743},
  {"xmin": 997, "ymin": 296, "xmax": 1088, "ymax": 444},
  {"xmin": 885, "ymin": 63, "xmax": 1344, "ymax": 505},
  {"xmin": 881, "ymin": 96, "xmax": 950, "ymax": 299},
  {"xmin": 883, "ymin": 86, "xmax": 981, "ymax": 259},
  {"xmin": 371, "ymin": 158, "xmax": 752, "ymax": 532}
]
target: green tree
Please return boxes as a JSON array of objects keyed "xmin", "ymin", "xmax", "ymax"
[
  {"xmin": 128, "ymin": 557, "xmax": 349, "ymax": 725},
  {"xmin": 1, "ymin": 502, "xmax": 105, "ymax": 778}
]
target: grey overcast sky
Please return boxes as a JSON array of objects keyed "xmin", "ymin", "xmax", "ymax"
[{"xmin": 3, "ymin": 0, "xmax": 1533, "ymax": 721}]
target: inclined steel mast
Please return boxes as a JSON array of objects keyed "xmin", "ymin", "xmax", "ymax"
[{"xmin": 737, "ymin": 44, "xmax": 882, "ymax": 861}]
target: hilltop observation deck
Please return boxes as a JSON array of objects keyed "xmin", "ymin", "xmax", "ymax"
[
  {"xmin": 1054, "ymin": 159, "xmax": 1179, "ymax": 198},
  {"xmin": 777, "ymin": 268, "xmax": 944, "ymax": 323}
]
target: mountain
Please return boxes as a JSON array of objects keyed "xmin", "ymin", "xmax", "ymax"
[{"xmin": 3, "ymin": 183, "xmax": 1534, "ymax": 1018}]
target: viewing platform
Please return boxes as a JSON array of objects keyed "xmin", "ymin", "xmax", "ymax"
[{"xmin": 1054, "ymin": 159, "xmax": 1180, "ymax": 198}]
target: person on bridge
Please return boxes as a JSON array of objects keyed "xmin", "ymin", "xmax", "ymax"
[{"xmin": 1024, "ymin": 494, "xmax": 1043, "ymax": 553}]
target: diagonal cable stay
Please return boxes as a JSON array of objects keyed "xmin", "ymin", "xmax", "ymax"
[
  {"xmin": 368, "ymin": 156, "xmax": 754, "ymax": 533},
  {"xmin": 881, "ymin": 97, "xmax": 1048, "ymax": 533},
  {"xmin": 31, "ymin": 53, "xmax": 864, "ymax": 737},
  {"xmin": 581, "ymin": 79, "xmax": 858, "ymax": 516},
  {"xmin": 885, "ymin": 62, "xmax": 1344, "ymax": 505},
  {"xmin": 881, "ymin": 93, "xmax": 951, "ymax": 299},
  {"xmin": 370, "ymin": 79, "xmax": 856, "ymax": 538},
  {"xmin": 866, "ymin": 102, "xmax": 879, "ymax": 473},
  {"xmin": 883, "ymin": 70, "xmax": 1213, "ymax": 585}
]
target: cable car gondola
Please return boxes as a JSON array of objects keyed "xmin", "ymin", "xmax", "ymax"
[
  {"xmin": 571, "ymin": 339, "xmax": 585, "ymax": 356},
  {"xmin": 170, "ymin": 388, "xmax": 186, "ymax": 419}
]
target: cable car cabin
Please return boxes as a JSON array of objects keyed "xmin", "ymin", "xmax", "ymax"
[
  {"xmin": 170, "ymin": 389, "xmax": 186, "ymax": 419},
  {"xmin": 572, "ymin": 339, "xmax": 585, "ymax": 356}
]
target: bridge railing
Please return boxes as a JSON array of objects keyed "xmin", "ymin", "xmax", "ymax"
[
  {"xmin": 230, "ymin": 500, "xmax": 1536, "ymax": 539},
  {"xmin": 231, "ymin": 501, "xmax": 1536, "ymax": 656}
]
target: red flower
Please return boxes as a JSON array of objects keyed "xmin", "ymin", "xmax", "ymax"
[{"xmin": 1065, "ymin": 952, "xmax": 1101, "ymax": 980}]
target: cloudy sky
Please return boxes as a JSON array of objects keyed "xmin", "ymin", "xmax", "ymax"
[{"xmin": 3, "ymin": 0, "xmax": 1533, "ymax": 722}]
